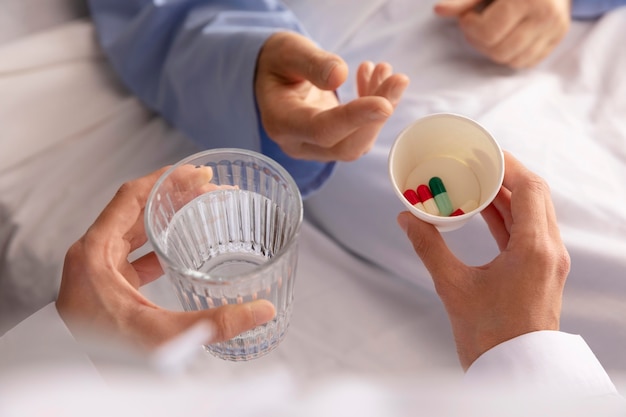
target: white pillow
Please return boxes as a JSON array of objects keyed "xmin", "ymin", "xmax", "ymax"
[{"xmin": 0, "ymin": 0, "xmax": 87, "ymax": 45}]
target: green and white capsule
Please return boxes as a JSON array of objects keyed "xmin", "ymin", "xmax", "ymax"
[{"xmin": 428, "ymin": 177, "xmax": 454, "ymax": 216}]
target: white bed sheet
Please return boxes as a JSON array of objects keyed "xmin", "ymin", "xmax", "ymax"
[
  {"xmin": 0, "ymin": 0, "xmax": 625, "ymax": 386},
  {"xmin": 0, "ymin": 21, "xmax": 197, "ymax": 329},
  {"xmin": 290, "ymin": 0, "xmax": 626, "ymax": 373},
  {"xmin": 0, "ymin": 20, "xmax": 458, "ymax": 378}
]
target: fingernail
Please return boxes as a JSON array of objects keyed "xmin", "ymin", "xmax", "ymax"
[
  {"xmin": 389, "ymin": 84, "xmax": 405, "ymax": 105},
  {"xmin": 397, "ymin": 212, "xmax": 409, "ymax": 232},
  {"xmin": 194, "ymin": 165, "xmax": 213, "ymax": 182}
]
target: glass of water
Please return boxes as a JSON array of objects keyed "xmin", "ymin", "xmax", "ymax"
[{"xmin": 145, "ymin": 148, "xmax": 303, "ymax": 361}]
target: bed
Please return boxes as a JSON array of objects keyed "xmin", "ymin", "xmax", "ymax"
[{"xmin": 0, "ymin": 0, "xmax": 625, "ymax": 391}]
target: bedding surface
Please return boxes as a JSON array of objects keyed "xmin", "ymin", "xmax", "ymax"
[
  {"xmin": 0, "ymin": 0, "xmax": 625, "ymax": 385},
  {"xmin": 289, "ymin": 0, "xmax": 626, "ymax": 372}
]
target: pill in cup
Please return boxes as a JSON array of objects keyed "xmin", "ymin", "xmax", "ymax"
[{"xmin": 388, "ymin": 113, "xmax": 504, "ymax": 232}]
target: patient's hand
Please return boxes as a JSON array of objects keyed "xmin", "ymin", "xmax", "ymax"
[
  {"xmin": 56, "ymin": 166, "xmax": 275, "ymax": 350},
  {"xmin": 255, "ymin": 31, "xmax": 409, "ymax": 162},
  {"xmin": 397, "ymin": 152, "xmax": 570, "ymax": 370},
  {"xmin": 434, "ymin": 0, "xmax": 571, "ymax": 68}
]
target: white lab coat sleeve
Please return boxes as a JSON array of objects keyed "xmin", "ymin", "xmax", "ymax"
[
  {"xmin": 0, "ymin": 302, "xmax": 100, "ymax": 379},
  {"xmin": 465, "ymin": 330, "xmax": 619, "ymax": 398}
]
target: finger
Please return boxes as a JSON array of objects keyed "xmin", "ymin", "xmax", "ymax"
[
  {"xmin": 296, "ymin": 117, "xmax": 385, "ymax": 161},
  {"xmin": 480, "ymin": 190, "xmax": 510, "ymax": 251},
  {"xmin": 96, "ymin": 165, "xmax": 214, "ymax": 253},
  {"xmin": 479, "ymin": 19, "xmax": 544, "ymax": 66},
  {"xmin": 499, "ymin": 153, "xmax": 567, "ymax": 280},
  {"xmin": 397, "ymin": 212, "xmax": 466, "ymax": 283},
  {"xmin": 141, "ymin": 300, "xmax": 277, "ymax": 347},
  {"xmin": 264, "ymin": 32, "xmax": 349, "ymax": 91},
  {"xmin": 501, "ymin": 152, "xmax": 532, "ymax": 194},
  {"xmin": 357, "ymin": 62, "xmax": 408, "ymax": 106},
  {"xmin": 372, "ymin": 73, "xmax": 410, "ymax": 107},
  {"xmin": 507, "ymin": 39, "xmax": 551, "ymax": 69},
  {"xmin": 507, "ymin": 33, "xmax": 562, "ymax": 68},
  {"xmin": 490, "ymin": 184, "xmax": 513, "ymax": 231},
  {"xmin": 288, "ymin": 95, "xmax": 393, "ymax": 150},
  {"xmin": 459, "ymin": 0, "xmax": 527, "ymax": 48},
  {"xmin": 508, "ymin": 2, "xmax": 570, "ymax": 68},
  {"xmin": 163, "ymin": 165, "xmax": 216, "ymax": 211},
  {"xmin": 130, "ymin": 252, "xmax": 165, "ymax": 286},
  {"xmin": 205, "ymin": 300, "xmax": 276, "ymax": 343},
  {"xmin": 297, "ymin": 94, "xmax": 399, "ymax": 161},
  {"xmin": 501, "ymin": 152, "xmax": 551, "ymax": 239},
  {"xmin": 90, "ymin": 167, "xmax": 170, "ymax": 249},
  {"xmin": 434, "ymin": 0, "xmax": 485, "ymax": 16},
  {"xmin": 368, "ymin": 62, "xmax": 392, "ymax": 95},
  {"xmin": 325, "ymin": 117, "xmax": 385, "ymax": 160},
  {"xmin": 357, "ymin": 61, "xmax": 375, "ymax": 97}
]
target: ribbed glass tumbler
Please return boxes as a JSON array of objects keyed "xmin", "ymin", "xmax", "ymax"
[{"xmin": 145, "ymin": 149, "xmax": 303, "ymax": 361}]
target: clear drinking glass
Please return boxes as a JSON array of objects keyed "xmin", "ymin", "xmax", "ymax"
[{"xmin": 145, "ymin": 149, "xmax": 303, "ymax": 361}]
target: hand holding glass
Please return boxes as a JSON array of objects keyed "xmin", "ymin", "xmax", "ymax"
[{"xmin": 145, "ymin": 149, "xmax": 303, "ymax": 361}]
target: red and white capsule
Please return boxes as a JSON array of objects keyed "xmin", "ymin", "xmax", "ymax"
[
  {"xmin": 417, "ymin": 184, "xmax": 440, "ymax": 215},
  {"xmin": 450, "ymin": 200, "xmax": 478, "ymax": 216},
  {"xmin": 403, "ymin": 189, "xmax": 426, "ymax": 212}
]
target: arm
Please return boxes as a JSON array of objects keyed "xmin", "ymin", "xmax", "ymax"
[
  {"xmin": 397, "ymin": 152, "xmax": 620, "ymax": 400},
  {"xmin": 88, "ymin": 1, "xmax": 408, "ymax": 197},
  {"xmin": 571, "ymin": 0, "xmax": 626, "ymax": 19},
  {"xmin": 87, "ymin": 0, "xmax": 323, "ymax": 193},
  {"xmin": 88, "ymin": 0, "xmax": 300, "ymax": 151}
]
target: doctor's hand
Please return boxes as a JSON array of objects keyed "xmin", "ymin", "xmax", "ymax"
[
  {"xmin": 56, "ymin": 166, "xmax": 275, "ymax": 350},
  {"xmin": 255, "ymin": 31, "xmax": 409, "ymax": 162},
  {"xmin": 434, "ymin": 0, "xmax": 571, "ymax": 68},
  {"xmin": 397, "ymin": 152, "xmax": 570, "ymax": 370}
]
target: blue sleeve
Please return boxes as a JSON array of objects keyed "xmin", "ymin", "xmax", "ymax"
[
  {"xmin": 87, "ymin": 0, "xmax": 334, "ymax": 198},
  {"xmin": 571, "ymin": 0, "xmax": 626, "ymax": 19}
]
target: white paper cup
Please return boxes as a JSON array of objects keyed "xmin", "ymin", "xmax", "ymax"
[{"xmin": 388, "ymin": 113, "xmax": 504, "ymax": 232}]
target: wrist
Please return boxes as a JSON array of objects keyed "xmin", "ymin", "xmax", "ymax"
[{"xmin": 454, "ymin": 319, "xmax": 560, "ymax": 371}]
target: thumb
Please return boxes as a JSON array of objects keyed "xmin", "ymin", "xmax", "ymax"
[
  {"xmin": 433, "ymin": 0, "xmax": 485, "ymax": 16},
  {"xmin": 397, "ymin": 212, "xmax": 465, "ymax": 282},
  {"xmin": 272, "ymin": 32, "xmax": 348, "ymax": 91}
]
